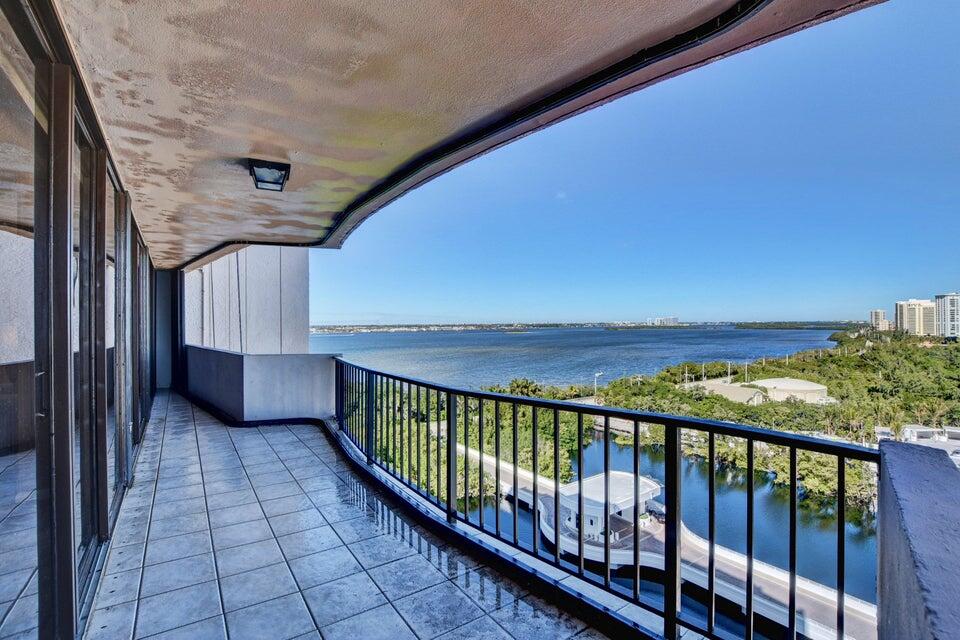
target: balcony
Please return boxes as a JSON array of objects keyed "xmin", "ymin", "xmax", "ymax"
[{"xmin": 82, "ymin": 391, "xmax": 607, "ymax": 639}]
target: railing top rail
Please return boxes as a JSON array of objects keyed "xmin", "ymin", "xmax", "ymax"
[{"xmin": 334, "ymin": 357, "xmax": 880, "ymax": 463}]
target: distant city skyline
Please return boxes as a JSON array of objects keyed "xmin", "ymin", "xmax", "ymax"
[{"xmin": 309, "ymin": 0, "xmax": 960, "ymax": 326}]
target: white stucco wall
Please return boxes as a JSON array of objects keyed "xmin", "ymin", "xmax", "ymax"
[{"xmin": 183, "ymin": 246, "xmax": 308, "ymax": 354}]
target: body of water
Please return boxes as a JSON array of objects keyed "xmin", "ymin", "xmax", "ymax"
[{"xmin": 310, "ymin": 325, "xmax": 836, "ymax": 389}]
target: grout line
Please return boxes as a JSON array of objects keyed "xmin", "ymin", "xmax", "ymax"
[
  {"xmin": 126, "ymin": 395, "xmax": 217, "ymax": 638},
  {"xmin": 127, "ymin": 390, "xmax": 169, "ymax": 639},
  {"xmin": 137, "ymin": 612, "xmax": 222, "ymax": 640},
  {"xmin": 0, "ymin": 567, "xmax": 38, "ymax": 634},
  {"xmin": 275, "ymin": 424, "xmax": 436, "ymax": 637},
  {"xmin": 189, "ymin": 400, "xmax": 229, "ymax": 637},
  {"xmin": 320, "ymin": 427, "xmax": 547, "ymax": 610},
  {"xmin": 0, "ymin": 451, "xmax": 43, "ymax": 635},
  {"xmin": 102, "ymin": 399, "xmax": 594, "ymax": 640},
  {"xmin": 279, "ymin": 428, "xmax": 509, "ymax": 637}
]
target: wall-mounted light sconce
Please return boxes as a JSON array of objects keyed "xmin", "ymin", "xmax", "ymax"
[{"xmin": 248, "ymin": 158, "xmax": 291, "ymax": 191}]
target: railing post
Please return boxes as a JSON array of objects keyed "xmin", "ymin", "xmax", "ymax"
[
  {"xmin": 365, "ymin": 371, "xmax": 375, "ymax": 464},
  {"xmin": 663, "ymin": 425, "xmax": 682, "ymax": 639},
  {"xmin": 446, "ymin": 392, "xmax": 458, "ymax": 524},
  {"xmin": 335, "ymin": 361, "xmax": 343, "ymax": 429}
]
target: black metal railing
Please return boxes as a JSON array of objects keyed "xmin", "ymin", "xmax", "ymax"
[{"xmin": 334, "ymin": 358, "xmax": 880, "ymax": 640}]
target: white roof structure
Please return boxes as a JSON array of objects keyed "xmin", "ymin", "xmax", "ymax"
[
  {"xmin": 904, "ymin": 424, "xmax": 940, "ymax": 438},
  {"xmin": 751, "ymin": 378, "xmax": 828, "ymax": 392},
  {"xmin": 558, "ymin": 471, "xmax": 659, "ymax": 515},
  {"xmin": 689, "ymin": 380, "xmax": 767, "ymax": 404}
]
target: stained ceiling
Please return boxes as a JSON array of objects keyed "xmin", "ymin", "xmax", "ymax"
[{"xmin": 55, "ymin": 0, "xmax": 881, "ymax": 268}]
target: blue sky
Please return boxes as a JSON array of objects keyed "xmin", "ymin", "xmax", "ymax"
[{"xmin": 310, "ymin": 1, "xmax": 960, "ymax": 325}]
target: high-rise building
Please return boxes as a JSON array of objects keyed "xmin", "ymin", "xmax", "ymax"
[
  {"xmin": 869, "ymin": 309, "xmax": 892, "ymax": 331},
  {"xmin": 646, "ymin": 316, "xmax": 679, "ymax": 326},
  {"xmin": 896, "ymin": 299, "xmax": 936, "ymax": 336},
  {"xmin": 935, "ymin": 293, "xmax": 960, "ymax": 338}
]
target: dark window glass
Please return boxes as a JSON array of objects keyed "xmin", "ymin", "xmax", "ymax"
[{"xmin": 0, "ymin": 12, "xmax": 45, "ymax": 637}]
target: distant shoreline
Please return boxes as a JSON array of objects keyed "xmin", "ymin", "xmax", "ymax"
[
  {"xmin": 309, "ymin": 321, "xmax": 863, "ymax": 335},
  {"xmin": 310, "ymin": 322, "xmax": 719, "ymax": 335}
]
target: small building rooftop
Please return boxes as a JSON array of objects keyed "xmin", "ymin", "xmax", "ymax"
[
  {"xmin": 559, "ymin": 471, "xmax": 660, "ymax": 514},
  {"xmin": 751, "ymin": 378, "xmax": 828, "ymax": 392},
  {"xmin": 682, "ymin": 379, "xmax": 767, "ymax": 405}
]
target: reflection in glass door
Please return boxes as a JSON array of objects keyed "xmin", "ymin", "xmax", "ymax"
[
  {"xmin": 0, "ymin": 11, "xmax": 48, "ymax": 638},
  {"xmin": 104, "ymin": 182, "xmax": 119, "ymax": 515},
  {"xmin": 130, "ymin": 236, "xmax": 151, "ymax": 446},
  {"xmin": 72, "ymin": 128, "xmax": 97, "ymax": 583}
]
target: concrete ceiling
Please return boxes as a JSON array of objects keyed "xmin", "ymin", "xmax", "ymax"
[{"xmin": 55, "ymin": 0, "xmax": 881, "ymax": 269}]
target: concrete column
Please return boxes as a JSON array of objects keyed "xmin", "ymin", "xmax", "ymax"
[
  {"xmin": 181, "ymin": 245, "xmax": 308, "ymax": 355},
  {"xmin": 279, "ymin": 247, "xmax": 308, "ymax": 354},
  {"xmin": 154, "ymin": 270, "xmax": 173, "ymax": 388}
]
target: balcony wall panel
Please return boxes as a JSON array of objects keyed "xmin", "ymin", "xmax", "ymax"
[
  {"xmin": 242, "ymin": 353, "xmax": 335, "ymax": 422},
  {"xmin": 279, "ymin": 247, "xmax": 309, "ymax": 355},
  {"xmin": 185, "ymin": 346, "xmax": 244, "ymax": 421},
  {"xmin": 185, "ymin": 345, "xmax": 336, "ymax": 423}
]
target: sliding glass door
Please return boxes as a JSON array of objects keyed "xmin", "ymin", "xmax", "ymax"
[
  {"xmin": 1, "ymin": 3, "xmax": 150, "ymax": 635},
  {"xmin": 0, "ymin": 10, "xmax": 48, "ymax": 637}
]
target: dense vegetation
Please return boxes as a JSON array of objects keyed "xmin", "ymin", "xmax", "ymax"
[
  {"xmin": 600, "ymin": 331, "xmax": 959, "ymax": 512},
  {"xmin": 733, "ymin": 321, "xmax": 867, "ymax": 330},
  {"xmin": 641, "ymin": 331, "xmax": 960, "ymax": 440}
]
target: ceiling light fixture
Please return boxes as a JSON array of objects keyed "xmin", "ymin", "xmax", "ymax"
[{"xmin": 248, "ymin": 158, "xmax": 290, "ymax": 191}]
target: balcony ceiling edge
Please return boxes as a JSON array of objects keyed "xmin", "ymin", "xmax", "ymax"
[
  {"xmin": 54, "ymin": 0, "xmax": 883, "ymax": 269},
  {"xmin": 319, "ymin": 0, "xmax": 883, "ymax": 256}
]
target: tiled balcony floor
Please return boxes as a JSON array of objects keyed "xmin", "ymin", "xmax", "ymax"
[
  {"xmin": 84, "ymin": 392, "xmax": 611, "ymax": 639},
  {"xmin": 0, "ymin": 449, "xmax": 38, "ymax": 639}
]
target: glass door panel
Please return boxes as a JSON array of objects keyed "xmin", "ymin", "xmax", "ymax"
[
  {"xmin": 71, "ymin": 129, "xmax": 96, "ymax": 579},
  {"xmin": 104, "ymin": 185, "xmax": 119, "ymax": 514},
  {"xmin": 138, "ymin": 241, "xmax": 150, "ymax": 426},
  {"xmin": 0, "ymin": 12, "xmax": 46, "ymax": 638}
]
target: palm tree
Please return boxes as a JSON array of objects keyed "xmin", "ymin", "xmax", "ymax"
[
  {"xmin": 821, "ymin": 404, "xmax": 843, "ymax": 437},
  {"xmin": 890, "ymin": 407, "xmax": 907, "ymax": 442},
  {"xmin": 912, "ymin": 402, "xmax": 930, "ymax": 427},
  {"xmin": 929, "ymin": 398, "xmax": 949, "ymax": 434},
  {"xmin": 842, "ymin": 403, "xmax": 867, "ymax": 445},
  {"xmin": 870, "ymin": 399, "xmax": 887, "ymax": 441},
  {"xmin": 507, "ymin": 378, "xmax": 542, "ymax": 399}
]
